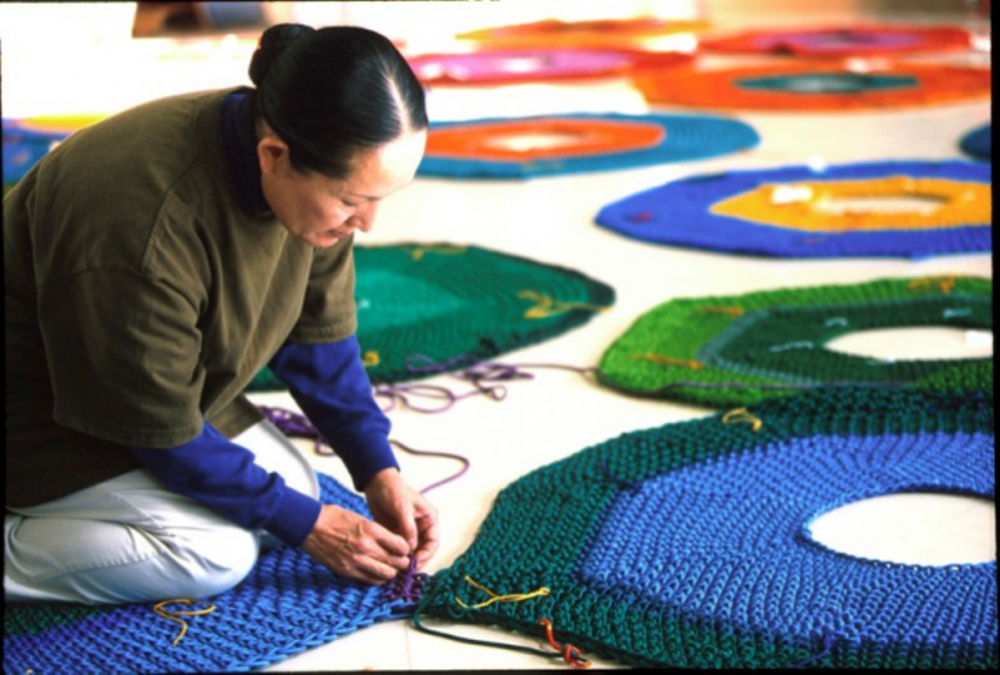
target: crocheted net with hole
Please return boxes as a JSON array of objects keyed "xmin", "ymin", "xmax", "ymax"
[
  {"xmin": 248, "ymin": 242, "xmax": 614, "ymax": 391},
  {"xmin": 595, "ymin": 160, "xmax": 992, "ymax": 259},
  {"xmin": 597, "ymin": 275, "xmax": 992, "ymax": 409},
  {"xmin": 697, "ymin": 25, "xmax": 973, "ymax": 57},
  {"xmin": 416, "ymin": 113, "xmax": 759, "ymax": 179},
  {"xmin": 3, "ymin": 473, "xmax": 428, "ymax": 674},
  {"xmin": 633, "ymin": 62, "xmax": 991, "ymax": 111},
  {"xmin": 416, "ymin": 386, "xmax": 996, "ymax": 669}
]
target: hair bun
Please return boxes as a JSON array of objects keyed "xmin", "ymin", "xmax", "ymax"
[{"xmin": 249, "ymin": 23, "xmax": 316, "ymax": 87}]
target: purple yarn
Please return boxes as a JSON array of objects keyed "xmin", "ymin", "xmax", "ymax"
[
  {"xmin": 386, "ymin": 558, "xmax": 430, "ymax": 605},
  {"xmin": 258, "ymin": 405, "xmax": 471, "ymax": 494},
  {"xmin": 376, "ymin": 355, "xmax": 597, "ymax": 414}
]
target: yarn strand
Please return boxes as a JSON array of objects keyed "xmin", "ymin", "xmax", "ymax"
[
  {"xmin": 258, "ymin": 406, "xmax": 471, "ymax": 494},
  {"xmin": 153, "ymin": 599, "xmax": 217, "ymax": 647}
]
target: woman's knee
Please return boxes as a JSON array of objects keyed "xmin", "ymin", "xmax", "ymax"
[{"xmin": 168, "ymin": 526, "xmax": 261, "ymax": 599}]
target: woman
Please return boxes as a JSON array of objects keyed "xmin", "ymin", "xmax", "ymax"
[{"xmin": 4, "ymin": 23, "xmax": 438, "ymax": 604}]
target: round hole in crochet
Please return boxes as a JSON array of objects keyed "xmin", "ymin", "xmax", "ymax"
[
  {"xmin": 807, "ymin": 492, "xmax": 996, "ymax": 565},
  {"xmin": 481, "ymin": 131, "xmax": 588, "ymax": 152},
  {"xmin": 809, "ymin": 193, "xmax": 948, "ymax": 216},
  {"xmin": 826, "ymin": 327, "xmax": 993, "ymax": 360}
]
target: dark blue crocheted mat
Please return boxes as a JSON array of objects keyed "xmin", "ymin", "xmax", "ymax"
[
  {"xmin": 3, "ymin": 473, "xmax": 426, "ymax": 673},
  {"xmin": 960, "ymin": 123, "xmax": 991, "ymax": 161},
  {"xmin": 417, "ymin": 112, "xmax": 760, "ymax": 179},
  {"xmin": 595, "ymin": 159, "xmax": 991, "ymax": 258}
]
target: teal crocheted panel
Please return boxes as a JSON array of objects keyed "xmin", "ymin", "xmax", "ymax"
[
  {"xmin": 248, "ymin": 243, "xmax": 614, "ymax": 390},
  {"xmin": 416, "ymin": 387, "xmax": 996, "ymax": 669},
  {"xmin": 3, "ymin": 473, "xmax": 428, "ymax": 673},
  {"xmin": 597, "ymin": 275, "xmax": 992, "ymax": 408}
]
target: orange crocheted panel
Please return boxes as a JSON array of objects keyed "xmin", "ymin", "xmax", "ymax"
[
  {"xmin": 710, "ymin": 176, "xmax": 992, "ymax": 232},
  {"xmin": 698, "ymin": 24, "xmax": 972, "ymax": 57},
  {"xmin": 425, "ymin": 117, "xmax": 666, "ymax": 162},
  {"xmin": 633, "ymin": 62, "xmax": 991, "ymax": 111},
  {"xmin": 458, "ymin": 16, "xmax": 710, "ymax": 50}
]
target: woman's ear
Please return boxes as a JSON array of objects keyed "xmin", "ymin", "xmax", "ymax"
[{"xmin": 257, "ymin": 135, "xmax": 290, "ymax": 176}]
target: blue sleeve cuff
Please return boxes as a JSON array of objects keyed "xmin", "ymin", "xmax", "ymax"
[
  {"xmin": 266, "ymin": 485, "xmax": 323, "ymax": 547},
  {"xmin": 269, "ymin": 335, "xmax": 399, "ymax": 491}
]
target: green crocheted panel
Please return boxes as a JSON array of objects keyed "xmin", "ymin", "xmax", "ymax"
[
  {"xmin": 597, "ymin": 275, "xmax": 991, "ymax": 408},
  {"xmin": 415, "ymin": 386, "xmax": 996, "ymax": 669},
  {"xmin": 249, "ymin": 243, "xmax": 614, "ymax": 389}
]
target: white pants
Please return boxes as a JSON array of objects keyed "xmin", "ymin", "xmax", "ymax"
[{"xmin": 4, "ymin": 419, "xmax": 319, "ymax": 605}]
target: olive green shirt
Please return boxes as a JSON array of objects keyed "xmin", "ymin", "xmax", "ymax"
[{"xmin": 5, "ymin": 89, "xmax": 357, "ymax": 507}]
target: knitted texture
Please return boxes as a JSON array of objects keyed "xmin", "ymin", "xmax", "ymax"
[
  {"xmin": 248, "ymin": 243, "xmax": 614, "ymax": 391},
  {"xmin": 698, "ymin": 24, "xmax": 972, "ymax": 57},
  {"xmin": 417, "ymin": 113, "xmax": 760, "ymax": 179},
  {"xmin": 633, "ymin": 62, "xmax": 991, "ymax": 111},
  {"xmin": 416, "ymin": 387, "xmax": 996, "ymax": 669},
  {"xmin": 595, "ymin": 160, "xmax": 992, "ymax": 258},
  {"xmin": 597, "ymin": 276, "xmax": 992, "ymax": 408},
  {"xmin": 3, "ymin": 473, "xmax": 428, "ymax": 674},
  {"xmin": 960, "ymin": 123, "xmax": 992, "ymax": 161},
  {"xmin": 407, "ymin": 48, "xmax": 691, "ymax": 87}
]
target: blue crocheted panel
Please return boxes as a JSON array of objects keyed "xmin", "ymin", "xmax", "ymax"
[
  {"xmin": 960, "ymin": 123, "xmax": 991, "ymax": 161},
  {"xmin": 595, "ymin": 159, "xmax": 991, "ymax": 258},
  {"xmin": 416, "ymin": 387, "xmax": 996, "ymax": 668},
  {"xmin": 416, "ymin": 112, "xmax": 760, "ymax": 179},
  {"xmin": 3, "ymin": 473, "xmax": 426, "ymax": 673}
]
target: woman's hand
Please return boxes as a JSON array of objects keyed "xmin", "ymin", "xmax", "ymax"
[
  {"xmin": 363, "ymin": 468, "xmax": 440, "ymax": 571},
  {"xmin": 301, "ymin": 503, "xmax": 412, "ymax": 584}
]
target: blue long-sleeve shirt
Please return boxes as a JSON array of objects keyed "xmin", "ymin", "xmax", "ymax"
[
  {"xmin": 129, "ymin": 91, "xmax": 398, "ymax": 547},
  {"xmin": 132, "ymin": 337, "xmax": 399, "ymax": 547}
]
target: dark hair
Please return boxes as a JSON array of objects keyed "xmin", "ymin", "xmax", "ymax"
[{"xmin": 248, "ymin": 23, "xmax": 428, "ymax": 179}]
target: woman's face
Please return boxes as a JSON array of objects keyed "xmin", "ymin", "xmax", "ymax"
[{"xmin": 258, "ymin": 128, "xmax": 427, "ymax": 248}]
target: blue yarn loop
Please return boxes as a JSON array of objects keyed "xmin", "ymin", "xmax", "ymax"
[{"xmin": 790, "ymin": 627, "xmax": 839, "ymax": 668}]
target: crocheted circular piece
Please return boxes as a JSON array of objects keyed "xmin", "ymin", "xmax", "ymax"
[
  {"xmin": 418, "ymin": 113, "xmax": 760, "ymax": 179},
  {"xmin": 416, "ymin": 386, "xmax": 996, "ymax": 669},
  {"xmin": 633, "ymin": 62, "xmax": 991, "ymax": 111},
  {"xmin": 457, "ymin": 17, "xmax": 710, "ymax": 49},
  {"xmin": 3, "ymin": 472, "xmax": 429, "ymax": 673},
  {"xmin": 2, "ymin": 115, "xmax": 104, "ymax": 184},
  {"xmin": 595, "ymin": 160, "xmax": 991, "ymax": 258},
  {"xmin": 698, "ymin": 25, "xmax": 971, "ymax": 57},
  {"xmin": 407, "ymin": 48, "xmax": 691, "ymax": 86},
  {"xmin": 596, "ymin": 275, "xmax": 992, "ymax": 409},
  {"xmin": 960, "ymin": 123, "xmax": 992, "ymax": 161},
  {"xmin": 248, "ymin": 243, "xmax": 614, "ymax": 391}
]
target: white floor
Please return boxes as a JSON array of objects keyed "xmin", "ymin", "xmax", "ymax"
[{"xmin": 1, "ymin": 2, "xmax": 993, "ymax": 671}]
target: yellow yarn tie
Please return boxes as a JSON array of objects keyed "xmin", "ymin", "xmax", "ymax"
[
  {"xmin": 153, "ymin": 599, "xmax": 218, "ymax": 647},
  {"xmin": 518, "ymin": 290, "xmax": 607, "ymax": 319},
  {"xmin": 631, "ymin": 353, "xmax": 704, "ymax": 370},
  {"xmin": 722, "ymin": 407, "xmax": 763, "ymax": 432},
  {"xmin": 362, "ymin": 350, "xmax": 380, "ymax": 367},
  {"xmin": 454, "ymin": 576, "xmax": 551, "ymax": 609},
  {"xmin": 408, "ymin": 244, "xmax": 469, "ymax": 261},
  {"xmin": 907, "ymin": 276, "xmax": 957, "ymax": 295}
]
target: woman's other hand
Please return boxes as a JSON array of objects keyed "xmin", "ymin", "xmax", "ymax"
[{"xmin": 363, "ymin": 468, "xmax": 440, "ymax": 571}]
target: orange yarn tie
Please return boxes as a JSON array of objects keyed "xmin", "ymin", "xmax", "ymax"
[
  {"xmin": 907, "ymin": 276, "xmax": 957, "ymax": 295},
  {"xmin": 700, "ymin": 305, "xmax": 745, "ymax": 317},
  {"xmin": 632, "ymin": 353, "xmax": 705, "ymax": 370},
  {"xmin": 539, "ymin": 618, "xmax": 591, "ymax": 668}
]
